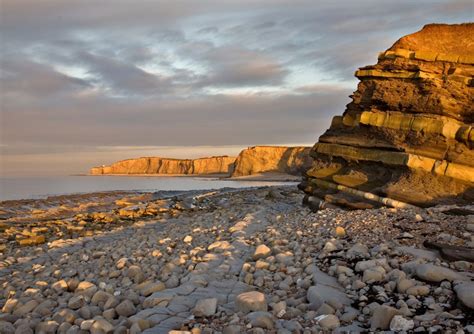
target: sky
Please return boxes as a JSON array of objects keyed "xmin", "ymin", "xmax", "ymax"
[{"xmin": 1, "ymin": 0, "xmax": 472, "ymax": 176}]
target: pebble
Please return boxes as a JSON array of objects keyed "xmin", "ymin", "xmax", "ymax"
[
  {"xmin": 415, "ymin": 264, "xmax": 466, "ymax": 282},
  {"xmin": 193, "ymin": 298, "xmax": 218, "ymax": 317},
  {"xmin": 115, "ymin": 300, "xmax": 136, "ymax": 317},
  {"xmin": 370, "ymin": 305, "xmax": 400, "ymax": 330},
  {"xmin": 315, "ymin": 314, "xmax": 340, "ymax": 330},
  {"xmin": 235, "ymin": 291, "xmax": 267, "ymax": 313},
  {"xmin": 390, "ymin": 315, "xmax": 415, "ymax": 331},
  {"xmin": 454, "ymin": 281, "xmax": 474, "ymax": 309},
  {"xmin": 253, "ymin": 244, "xmax": 272, "ymax": 260}
]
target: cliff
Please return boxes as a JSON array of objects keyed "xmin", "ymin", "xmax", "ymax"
[
  {"xmin": 89, "ymin": 146, "xmax": 312, "ymax": 177},
  {"xmin": 90, "ymin": 156, "xmax": 236, "ymax": 175},
  {"xmin": 231, "ymin": 146, "xmax": 312, "ymax": 177},
  {"xmin": 300, "ymin": 23, "xmax": 474, "ymax": 207}
]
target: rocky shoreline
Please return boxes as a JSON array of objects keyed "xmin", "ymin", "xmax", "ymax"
[{"xmin": 1, "ymin": 185, "xmax": 473, "ymax": 333}]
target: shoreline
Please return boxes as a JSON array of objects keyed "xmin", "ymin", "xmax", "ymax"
[{"xmin": 0, "ymin": 185, "xmax": 472, "ymax": 332}]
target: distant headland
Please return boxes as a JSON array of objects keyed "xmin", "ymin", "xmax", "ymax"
[{"xmin": 89, "ymin": 146, "xmax": 312, "ymax": 179}]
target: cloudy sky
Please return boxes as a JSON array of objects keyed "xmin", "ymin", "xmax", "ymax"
[{"xmin": 1, "ymin": 0, "xmax": 472, "ymax": 176}]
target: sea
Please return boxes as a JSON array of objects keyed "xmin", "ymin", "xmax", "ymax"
[{"xmin": 0, "ymin": 176, "xmax": 297, "ymax": 201}]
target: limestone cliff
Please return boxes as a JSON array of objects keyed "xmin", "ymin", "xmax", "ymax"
[
  {"xmin": 301, "ymin": 23, "xmax": 474, "ymax": 207},
  {"xmin": 90, "ymin": 146, "xmax": 312, "ymax": 177},
  {"xmin": 90, "ymin": 156, "xmax": 236, "ymax": 175},
  {"xmin": 231, "ymin": 146, "xmax": 312, "ymax": 177}
]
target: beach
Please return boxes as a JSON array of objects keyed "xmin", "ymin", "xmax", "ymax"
[{"xmin": 1, "ymin": 185, "xmax": 473, "ymax": 333}]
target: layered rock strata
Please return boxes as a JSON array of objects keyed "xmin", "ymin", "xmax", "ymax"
[
  {"xmin": 90, "ymin": 156, "xmax": 236, "ymax": 175},
  {"xmin": 231, "ymin": 146, "xmax": 312, "ymax": 177},
  {"xmin": 90, "ymin": 146, "xmax": 311, "ymax": 177},
  {"xmin": 301, "ymin": 23, "xmax": 474, "ymax": 207}
]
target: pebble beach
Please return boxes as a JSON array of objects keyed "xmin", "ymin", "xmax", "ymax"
[{"xmin": 1, "ymin": 185, "xmax": 473, "ymax": 333}]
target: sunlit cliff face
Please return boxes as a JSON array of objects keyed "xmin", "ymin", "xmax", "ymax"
[{"xmin": 1, "ymin": 0, "xmax": 471, "ymax": 176}]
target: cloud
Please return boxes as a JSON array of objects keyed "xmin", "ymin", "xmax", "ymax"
[
  {"xmin": 1, "ymin": 58, "xmax": 91, "ymax": 98},
  {"xmin": 201, "ymin": 47, "xmax": 288, "ymax": 87},
  {"xmin": 0, "ymin": 0, "xmax": 472, "ymax": 175}
]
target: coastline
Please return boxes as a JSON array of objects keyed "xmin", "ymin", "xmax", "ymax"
[{"xmin": 1, "ymin": 185, "xmax": 473, "ymax": 332}]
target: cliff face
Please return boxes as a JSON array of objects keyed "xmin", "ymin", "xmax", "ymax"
[
  {"xmin": 301, "ymin": 23, "xmax": 474, "ymax": 207},
  {"xmin": 231, "ymin": 146, "xmax": 312, "ymax": 177},
  {"xmin": 90, "ymin": 146, "xmax": 312, "ymax": 177},
  {"xmin": 90, "ymin": 156, "xmax": 236, "ymax": 175}
]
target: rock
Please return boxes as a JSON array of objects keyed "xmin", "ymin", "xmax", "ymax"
[
  {"xmin": 137, "ymin": 281, "xmax": 165, "ymax": 296},
  {"xmin": 454, "ymin": 281, "xmax": 474, "ymax": 309},
  {"xmin": 247, "ymin": 311, "xmax": 274, "ymax": 329},
  {"xmin": 127, "ymin": 266, "xmax": 145, "ymax": 284},
  {"xmin": 35, "ymin": 321, "xmax": 59, "ymax": 334},
  {"xmin": 52, "ymin": 280, "xmax": 69, "ymax": 293},
  {"xmin": 75, "ymin": 281, "xmax": 97, "ymax": 298},
  {"xmin": 91, "ymin": 290, "xmax": 112, "ymax": 306},
  {"xmin": 231, "ymin": 146, "xmax": 312, "ymax": 177},
  {"xmin": 183, "ymin": 235, "xmax": 193, "ymax": 243},
  {"xmin": 0, "ymin": 321, "xmax": 15, "ymax": 334},
  {"xmin": 362, "ymin": 268, "xmax": 385, "ymax": 282},
  {"xmin": 316, "ymin": 314, "xmax": 340, "ymax": 330},
  {"xmin": 335, "ymin": 226, "xmax": 346, "ymax": 238},
  {"xmin": 390, "ymin": 315, "xmax": 415, "ymax": 331},
  {"xmin": 15, "ymin": 324, "xmax": 34, "ymax": 334},
  {"xmin": 253, "ymin": 245, "xmax": 272, "ymax": 260},
  {"xmin": 68, "ymin": 295, "xmax": 86, "ymax": 309},
  {"xmin": 193, "ymin": 298, "xmax": 218, "ymax": 317},
  {"xmin": 235, "ymin": 291, "xmax": 267, "ymax": 313},
  {"xmin": 406, "ymin": 285, "xmax": 430, "ymax": 296},
  {"xmin": 90, "ymin": 319, "xmax": 114, "ymax": 334},
  {"xmin": 115, "ymin": 300, "xmax": 136, "ymax": 317},
  {"xmin": 91, "ymin": 156, "xmax": 236, "ymax": 176},
  {"xmin": 370, "ymin": 305, "xmax": 400, "ymax": 330},
  {"xmin": 13, "ymin": 300, "xmax": 39, "ymax": 317},
  {"xmin": 415, "ymin": 264, "xmax": 466, "ymax": 282},
  {"xmin": 300, "ymin": 23, "xmax": 474, "ymax": 207}
]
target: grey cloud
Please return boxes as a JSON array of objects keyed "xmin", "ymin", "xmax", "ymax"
[
  {"xmin": 1, "ymin": 58, "xmax": 91, "ymax": 98},
  {"xmin": 77, "ymin": 52, "xmax": 170, "ymax": 96},
  {"xmin": 202, "ymin": 47, "xmax": 288, "ymax": 87}
]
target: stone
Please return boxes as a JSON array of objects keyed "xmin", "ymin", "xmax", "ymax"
[
  {"xmin": 35, "ymin": 321, "xmax": 59, "ymax": 334},
  {"xmin": 247, "ymin": 311, "xmax": 274, "ymax": 330},
  {"xmin": 75, "ymin": 281, "xmax": 97, "ymax": 298},
  {"xmin": 415, "ymin": 264, "xmax": 466, "ymax": 282},
  {"xmin": 15, "ymin": 324, "xmax": 34, "ymax": 334},
  {"xmin": 0, "ymin": 321, "xmax": 15, "ymax": 334},
  {"xmin": 115, "ymin": 300, "xmax": 136, "ymax": 317},
  {"xmin": 370, "ymin": 305, "xmax": 400, "ymax": 330},
  {"xmin": 253, "ymin": 245, "xmax": 271, "ymax": 260},
  {"xmin": 137, "ymin": 281, "xmax": 165, "ymax": 296},
  {"xmin": 406, "ymin": 285, "xmax": 430, "ymax": 296},
  {"xmin": 454, "ymin": 281, "xmax": 474, "ymax": 309},
  {"xmin": 52, "ymin": 279, "xmax": 69, "ymax": 293},
  {"xmin": 90, "ymin": 319, "xmax": 114, "ymax": 334},
  {"xmin": 193, "ymin": 298, "xmax": 218, "ymax": 317},
  {"xmin": 390, "ymin": 315, "xmax": 415, "ymax": 331},
  {"xmin": 235, "ymin": 291, "xmax": 267, "ymax": 313},
  {"xmin": 317, "ymin": 314, "xmax": 340, "ymax": 330},
  {"xmin": 362, "ymin": 268, "xmax": 385, "ymax": 282},
  {"xmin": 13, "ymin": 300, "xmax": 39, "ymax": 317},
  {"xmin": 183, "ymin": 235, "xmax": 193, "ymax": 243},
  {"xmin": 68, "ymin": 295, "xmax": 86, "ymax": 309},
  {"xmin": 335, "ymin": 226, "xmax": 346, "ymax": 238}
]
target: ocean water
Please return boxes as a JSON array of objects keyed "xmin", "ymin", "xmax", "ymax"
[{"xmin": 0, "ymin": 176, "xmax": 297, "ymax": 201}]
